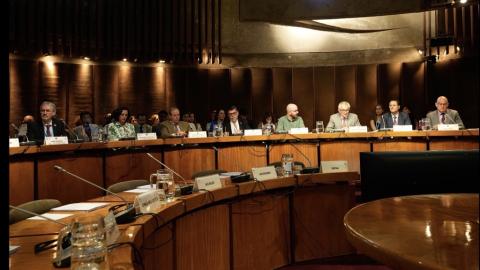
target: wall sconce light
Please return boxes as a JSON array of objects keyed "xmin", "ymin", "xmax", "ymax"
[{"xmin": 122, "ymin": 58, "xmax": 128, "ymax": 62}]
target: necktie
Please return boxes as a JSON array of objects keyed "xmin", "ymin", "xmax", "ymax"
[
  {"xmin": 175, "ymin": 124, "xmax": 181, "ymax": 132},
  {"xmin": 45, "ymin": 124, "xmax": 52, "ymax": 137},
  {"xmin": 84, "ymin": 124, "xmax": 91, "ymax": 139},
  {"xmin": 441, "ymin": 113, "xmax": 446, "ymax": 124},
  {"xmin": 393, "ymin": 115, "xmax": 398, "ymax": 125},
  {"xmin": 139, "ymin": 125, "xmax": 143, "ymax": 133},
  {"xmin": 342, "ymin": 118, "xmax": 346, "ymax": 128}
]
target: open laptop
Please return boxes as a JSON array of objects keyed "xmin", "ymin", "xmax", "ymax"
[{"xmin": 320, "ymin": 160, "xmax": 349, "ymax": 173}]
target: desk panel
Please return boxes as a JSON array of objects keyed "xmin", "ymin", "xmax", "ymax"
[
  {"xmin": 105, "ymin": 151, "xmax": 162, "ymax": 188},
  {"xmin": 372, "ymin": 140, "xmax": 426, "ymax": 152},
  {"xmin": 143, "ymin": 224, "xmax": 174, "ymax": 270},
  {"xmin": 429, "ymin": 138, "xmax": 480, "ymax": 150},
  {"xmin": 320, "ymin": 141, "xmax": 370, "ymax": 173},
  {"xmin": 217, "ymin": 144, "xmax": 267, "ymax": 172},
  {"xmin": 269, "ymin": 142, "xmax": 318, "ymax": 167},
  {"xmin": 10, "ymin": 160, "xmax": 35, "ymax": 205},
  {"xmin": 164, "ymin": 146, "xmax": 215, "ymax": 180}
]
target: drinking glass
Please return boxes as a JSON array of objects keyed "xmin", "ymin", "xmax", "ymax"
[
  {"xmin": 70, "ymin": 214, "xmax": 107, "ymax": 270},
  {"xmin": 281, "ymin": 153, "xmax": 294, "ymax": 176},
  {"xmin": 151, "ymin": 169, "xmax": 175, "ymax": 201},
  {"xmin": 420, "ymin": 118, "xmax": 431, "ymax": 131},
  {"xmin": 316, "ymin": 121, "xmax": 324, "ymax": 133}
]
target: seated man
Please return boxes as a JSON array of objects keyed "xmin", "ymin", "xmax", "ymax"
[
  {"xmin": 72, "ymin": 111, "xmax": 101, "ymax": 141},
  {"xmin": 224, "ymin": 106, "xmax": 250, "ymax": 135},
  {"xmin": 157, "ymin": 107, "xmax": 191, "ymax": 138},
  {"xmin": 134, "ymin": 113, "xmax": 153, "ymax": 133},
  {"xmin": 426, "ymin": 96, "xmax": 465, "ymax": 129},
  {"xmin": 380, "ymin": 100, "xmax": 411, "ymax": 129},
  {"xmin": 326, "ymin": 101, "xmax": 361, "ymax": 131},
  {"xmin": 276, "ymin": 103, "xmax": 305, "ymax": 132},
  {"xmin": 26, "ymin": 101, "xmax": 68, "ymax": 143}
]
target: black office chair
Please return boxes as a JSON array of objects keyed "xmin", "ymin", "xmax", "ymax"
[
  {"xmin": 268, "ymin": 161, "xmax": 305, "ymax": 169},
  {"xmin": 191, "ymin": 169, "xmax": 227, "ymax": 179},
  {"xmin": 9, "ymin": 199, "xmax": 62, "ymax": 224},
  {"xmin": 107, "ymin": 179, "xmax": 149, "ymax": 193}
]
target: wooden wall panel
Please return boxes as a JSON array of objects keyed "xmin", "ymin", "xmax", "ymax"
[
  {"xmin": 355, "ymin": 64, "xmax": 377, "ymax": 127},
  {"xmin": 176, "ymin": 205, "xmax": 230, "ymax": 270},
  {"xmin": 38, "ymin": 62, "xmax": 68, "ymax": 121},
  {"xmin": 377, "ymin": 63, "xmax": 402, "ymax": 106},
  {"xmin": 163, "ymin": 147, "xmax": 215, "ymax": 180},
  {"xmin": 372, "ymin": 140, "xmax": 427, "ymax": 152},
  {"xmin": 250, "ymin": 68, "xmax": 272, "ymax": 125},
  {"xmin": 104, "ymin": 151, "xmax": 162, "ymax": 188},
  {"xmin": 269, "ymin": 143, "xmax": 318, "ymax": 167},
  {"xmin": 230, "ymin": 68, "xmax": 252, "ymax": 120},
  {"xmin": 93, "ymin": 65, "xmax": 118, "ymax": 125},
  {"xmin": 401, "ymin": 62, "xmax": 425, "ymax": 127},
  {"xmin": 166, "ymin": 67, "xmax": 187, "ymax": 110},
  {"xmin": 314, "ymin": 66, "xmax": 335, "ymax": 124},
  {"xmin": 294, "ymin": 185, "xmax": 355, "ymax": 261},
  {"xmin": 335, "ymin": 65, "xmax": 357, "ymax": 110},
  {"xmin": 140, "ymin": 66, "xmax": 167, "ymax": 115},
  {"xmin": 9, "ymin": 160, "xmax": 35, "ymax": 205},
  {"xmin": 232, "ymin": 195, "xmax": 291, "ymax": 270},
  {"xmin": 320, "ymin": 141, "xmax": 370, "ymax": 173},
  {"xmin": 292, "ymin": 67, "xmax": 315, "ymax": 129},
  {"xmin": 272, "ymin": 68, "xmax": 292, "ymax": 122},
  {"xmin": 9, "ymin": 59, "xmax": 39, "ymax": 128},
  {"xmin": 207, "ymin": 68, "xmax": 231, "ymax": 114},
  {"xmin": 118, "ymin": 65, "xmax": 144, "ymax": 114},
  {"xmin": 217, "ymin": 145, "xmax": 266, "ymax": 172},
  {"xmin": 67, "ymin": 64, "xmax": 94, "ymax": 125},
  {"xmin": 37, "ymin": 154, "xmax": 104, "ymax": 204}
]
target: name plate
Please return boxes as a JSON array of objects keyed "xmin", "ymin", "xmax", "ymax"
[
  {"xmin": 392, "ymin": 125, "xmax": 413, "ymax": 132},
  {"xmin": 195, "ymin": 174, "xmax": 222, "ymax": 191},
  {"xmin": 437, "ymin": 124, "xmax": 459, "ymax": 131},
  {"xmin": 347, "ymin": 126, "xmax": 368, "ymax": 133},
  {"xmin": 188, "ymin": 131, "xmax": 207, "ymax": 138},
  {"xmin": 251, "ymin": 166, "xmax": 278, "ymax": 181},
  {"xmin": 289, "ymin": 127, "xmax": 309, "ymax": 134},
  {"xmin": 135, "ymin": 190, "xmax": 163, "ymax": 213},
  {"xmin": 45, "ymin": 136, "xmax": 69, "ymax": 145},
  {"xmin": 243, "ymin": 129, "xmax": 263, "ymax": 136},
  {"xmin": 104, "ymin": 211, "xmax": 120, "ymax": 246},
  {"xmin": 321, "ymin": 160, "xmax": 349, "ymax": 173},
  {"xmin": 137, "ymin": 133, "xmax": 157, "ymax": 140},
  {"xmin": 9, "ymin": 138, "xmax": 20, "ymax": 148}
]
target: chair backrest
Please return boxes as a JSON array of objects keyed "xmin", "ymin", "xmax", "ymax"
[
  {"xmin": 268, "ymin": 161, "xmax": 305, "ymax": 169},
  {"xmin": 191, "ymin": 169, "xmax": 227, "ymax": 179},
  {"xmin": 107, "ymin": 179, "xmax": 149, "ymax": 194},
  {"xmin": 9, "ymin": 199, "xmax": 62, "ymax": 224}
]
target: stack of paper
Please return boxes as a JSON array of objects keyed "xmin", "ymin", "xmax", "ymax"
[{"xmin": 51, "ymin": 202, "xmax": 109, "ymax": 211}]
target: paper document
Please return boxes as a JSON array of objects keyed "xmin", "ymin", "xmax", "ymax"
[
  {"xmin": 124, "ymin": 188, "xmax": 153, "ymax": 193},
  {"xmin": 27, "ymin": 213, "xmax": 73, "ymax": 221},
  {"xmin": 51, "ymin": 202, "xmax": 109, "ymax": 211},
  {"xmin": 9, "ymin": 245, "xmax": 20, "ymax": 255}
]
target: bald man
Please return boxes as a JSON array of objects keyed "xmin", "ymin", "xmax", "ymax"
[
  {"xmin": 276, "ymin": 103, "xmax": 305, "ymax": 132},
  {"xmin": 426, "ymin": 96, "xmax": 465, "ymax": 129}
]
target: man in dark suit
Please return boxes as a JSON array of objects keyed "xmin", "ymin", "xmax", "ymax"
[
  {"xmin": 224, "ymin": 106, "xmax": 250, "ymax": 135},
  {"xmin": 380, "ymin": 100, "xmax": 412, "ymax": 129},
  {"xmin": 27, "ymin": 101, "xmax": 68, "ymax": 143}
]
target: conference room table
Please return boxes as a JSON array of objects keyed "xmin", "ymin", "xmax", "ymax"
[
  {"xmin": 344, "ymin": 193, "xmax": 479, "ymax": 270},
  {"xmin": 10, "ymin": 171, "xmax": 359, "ymax": 270}
]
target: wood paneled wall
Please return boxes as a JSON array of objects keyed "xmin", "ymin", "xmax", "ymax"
[{"xmin": 8, "ymin": 57, "xmax": 479, "ymax": 131}]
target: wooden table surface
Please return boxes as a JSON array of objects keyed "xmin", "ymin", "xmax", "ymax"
[{"xmin": 344, "ymin": 193, "xmax": 479, "ymax": 270}]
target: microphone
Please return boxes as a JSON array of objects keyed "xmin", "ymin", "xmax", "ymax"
[
  {"xmin": 53, "ymin": 165, "xmax": 136, "ymax": 224},
  {"xmin": 145, "ymin": 153, "xmax": 193, "ymax": 195}
]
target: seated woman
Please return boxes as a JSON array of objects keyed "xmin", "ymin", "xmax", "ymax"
[
  {"xmin": 257, "ymin": 112, "xmax": 276, "ymax": 133},
  {"xmin": 106, "ymin": 107, "xmax": 136, "ymax": 141},
  {"xmin": 369, "ymin": 104, "xmax": 384, "ymax": 131}
]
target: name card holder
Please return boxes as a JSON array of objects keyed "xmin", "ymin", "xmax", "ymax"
[
  {"xmin": 392, "ymin": 125, "xmax": 413, "ymax": 132},
  {"xmin": 251, "ymin": 166, "xmax": 278, "ymax": 181},
  {"xmin": 104, "ymin": 211, "xmax": 120, "ymax": 246},
  {"xmin": 347, "ymin": 126, "xmax": 368, "ymax": 133},
  {"xmin": 243, "ymin": 129, "xmax": 263, "ymax": 136},
  {"xmin": 289, "ymin": 127, "xmax": 309, "ymax": 134},
  {"xmin": 45, "ymin": 136, "xmax": 69, "ymax": 145},
  {"xmin": 437, "ymin": 124, "xmax": 459, "ymax": 131},
  {"xmin": 321, "ymin": 160, "xmax": 349, "ymax": 173},
  {"xmin": 195, "ymin": 174, "xmax": 222, "ymax": 191},
  {"xmin": 134, "ymin": 190, "xmax": 163, "ymax": 213},
  {"xmin": 9, "ymin": 138, "xmax": 20, "ymax": 148},
  {"xmin": 188, "ymin": 131, "xmax": 207, "ymax": 138},
  {"xmin": 137, "ymin": 133, "xmax": 158, "ymax": 140}
]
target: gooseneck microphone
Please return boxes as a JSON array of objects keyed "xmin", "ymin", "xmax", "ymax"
[
  {"xmin": 9, "ymin": 205, "xmax": 68, "ymax": 226},
  {"xmin": 146, "ymin": 153, "xmax": 193, "ymax": 195},
  {"xmin": 53, "ymin": 165, "xmax": 136, "ymax": 224}
]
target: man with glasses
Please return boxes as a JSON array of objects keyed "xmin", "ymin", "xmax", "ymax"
[
  {"xmin": 326, "ymin": 101, "xmax": 361, "ymax": 131},
  {"xmin": 224, "ymin": 106, "xmax": 250, "ymax": 135},
  {"xmin": 426, "ymin": 96, "xmax": 465, "ymax": 129}
]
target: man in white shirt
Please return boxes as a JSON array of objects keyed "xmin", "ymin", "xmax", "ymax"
[
  {"xmin": 224, "ymin": 106, "xmax": 250, "ymax": 135},
  {"xmin": 380, "ymin": 100, "xmax": 411, "ymax": 129}
]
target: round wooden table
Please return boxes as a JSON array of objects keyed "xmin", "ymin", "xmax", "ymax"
[{"xmin": 344, "ymin": 193, "xmax": 479, "ymax": 270}]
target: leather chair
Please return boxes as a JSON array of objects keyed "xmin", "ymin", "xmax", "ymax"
[
  {"xmin": 191, "ymin": 169, "xmax": 227, "ymax": 179},
  {"xmin": 107, "ymin": 179, "xmax": 149, "ymax": 193},
  {"xmin": 9, "ymin": 199, "xmax": 62, "ymax": 224}
]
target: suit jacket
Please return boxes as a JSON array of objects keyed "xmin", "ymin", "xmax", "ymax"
[
  {"xmin": 157, "ymin": 121, "xmax": 191, "ymax": 138},
  {"xmin": 27, "ymin": 118, "xmax": 68, "ymax": 143},
  {"xmin": 223, "ymin": 119, "xmax": 250, "ymax": 135},
  {"xmin": 426, "ymin": 109, "xmax": 464, "ymax": 129},
  {"xmin": 380, "ymin": 112, "xmax": 412, "ymax": 129},
  {"xmin": 73, "ymin": 124, "xmax": 101, "ymax": 142},
  {"xmin": 134, "ymin": 124, "xmax": 153, "ymax": 134},
  {"xmin": 326, "ymin": 113, "xmax": 361, "ymax": 131}
]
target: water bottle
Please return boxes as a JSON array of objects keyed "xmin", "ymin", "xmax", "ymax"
[{"xmin": 281, "ymin": 153, "xmax": 293, "ymax": 176}]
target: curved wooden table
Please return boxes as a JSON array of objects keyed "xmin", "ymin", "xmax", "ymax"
[{"xmin": 344, "ymin": 193, "xmax": 479, "ymax": 270}]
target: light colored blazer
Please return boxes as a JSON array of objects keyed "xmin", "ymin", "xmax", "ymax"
[
  {"xmin": 326, "ymin": 113, "xmax": 361, "ymax": 131},
  {"xmin": 426, "ymin": 109, "xmax": 465, "ymax": 129},
  {"xmin": 73, "ymin": 124, "xmax": 101, "ymax": 142}
]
